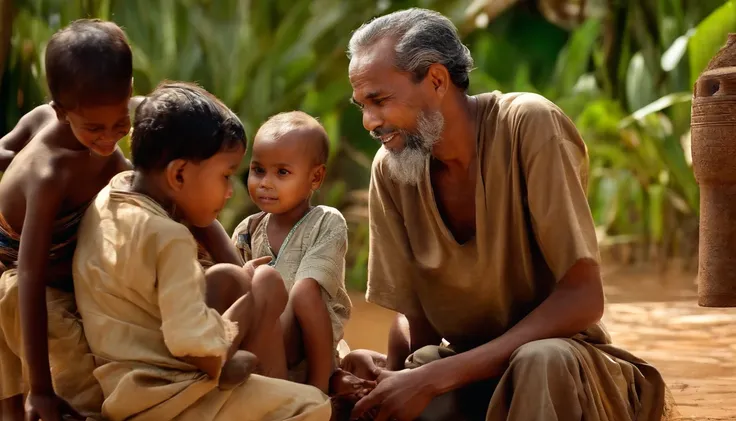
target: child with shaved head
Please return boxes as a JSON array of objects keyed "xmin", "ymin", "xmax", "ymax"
[{"xmin": 232, "ymin": 111, "xmax": 374, "ymax": 402}]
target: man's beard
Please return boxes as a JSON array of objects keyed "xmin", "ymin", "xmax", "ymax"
[{"xmin": 372, "ymin": 110, "xmax": 444, "ymax": 186}]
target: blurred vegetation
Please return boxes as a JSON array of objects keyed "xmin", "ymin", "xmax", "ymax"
[{"xmin": 1, "ymin": 0, "xmax": 734, "ymax": 290}]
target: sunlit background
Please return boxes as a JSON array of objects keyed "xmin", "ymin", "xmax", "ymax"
[{"xmin": 4, "ymin": 1, "xmax": 736, "ymax": 418}]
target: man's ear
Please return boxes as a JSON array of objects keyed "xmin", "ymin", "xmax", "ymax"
[
  {"xmin": 425, "ymin": 63, "xmax": 450, "ymax": 102},
  {"xmin": 50, "ymin": 101, "xmax": 67, "ymax": 123},
  {"xmin": 311, "ymin": 164, "xmax": 326, "ymax": 191},
  {"xmin": 165, "ymin": 159, "xmax": 188, "ymax": 192}
]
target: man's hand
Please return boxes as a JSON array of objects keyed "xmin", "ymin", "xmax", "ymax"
[
  {"xmin": 25, "ymin": 392, "xmax": 84, "ymax": 421},
  {"xmin": 242, "ymin": 256, "xmax": 272, "ymax": 279},
  {"xmin": 350, "ymin": 368, "xmax": 438, "ymax": 421}
]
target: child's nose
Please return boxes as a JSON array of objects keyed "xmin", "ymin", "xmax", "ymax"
[{"xmin": 259, "ymin": 176, "xmax": 273, "ymax": 189}]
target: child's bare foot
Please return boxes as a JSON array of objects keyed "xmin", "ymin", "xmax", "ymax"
[
  {"xmin": 218, "ymin": 350, "xmax": 259, "ymax": 389},
  {"xmin": 329, "ymin": 368, "xmax": 376, "ymax": 401}
]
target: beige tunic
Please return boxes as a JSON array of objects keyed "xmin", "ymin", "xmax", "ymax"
[
  {"xmin": 73, "ymin": 171, "xmax": 331, "ymax": 421},
  {"xmin": 367, "ymin": 92, "xmax": 671, "ymax": 421},
  {"xmin": 232, "ymin": 206, "xmax": 352, "ymax": 347}
]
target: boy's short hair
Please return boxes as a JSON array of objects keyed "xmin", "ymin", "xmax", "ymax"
[
  {"xmin": 256, "ymin": 111, "xmax": 330, "ymax": 165},
  {"xmin": 45, "ymin": 19, "xmax": 133, "ymax": 109},
  {"xmin": 131, "ymin": 81, "xmax": 246, "ymax": 172}
]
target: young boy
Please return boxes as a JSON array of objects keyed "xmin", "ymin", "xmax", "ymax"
[
  {"xmin": 0, "ymin": 19, "xmax": 134, "ymax": 421},
  {"xmin": 72, "ymin": 81, "xmax": 332, "ymax": 421},
  {"xmin": 0, "ymin": 20, "xmax": 240, "ymax": 421},
  {"xmin": 232, "ymin": 111, "xmax": 372, "ymax": 400}
]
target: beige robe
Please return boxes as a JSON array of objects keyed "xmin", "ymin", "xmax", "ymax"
[
  {"xmin": 73, "ymin": 171, "xmax": 332, "ymax": 421},
  {"xmin": 367, "ymin": 91, "xmax": 673, "ymax": 421},
  {"xmin": 232, "ymin": 206, "xmax": 352, "ymax": 380}
]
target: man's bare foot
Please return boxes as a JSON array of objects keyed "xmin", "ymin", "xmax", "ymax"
[
  {"xmin": 329, "ymin": 368, "xmax": 376, "ymax": 401},
  {"xmin": 219, "ymin": 350, "xmax": 259, "ymax": 389}
]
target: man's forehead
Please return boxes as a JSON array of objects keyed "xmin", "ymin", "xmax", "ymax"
[{"xmin": 349, "ymin": 57, "xmax": 401, "ymax": 101}]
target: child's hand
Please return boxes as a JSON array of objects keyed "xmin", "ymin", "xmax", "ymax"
[
  {"xmin": 218, "ymin": 350, "xmax": 259, "ymax": 390},
  {"xmin": 242, "ymin": 256, "xmax": 272, "ymax": 279},
  {"xmin": 25, "ymin": 392, "xmax": 85, "ymax": 421}
]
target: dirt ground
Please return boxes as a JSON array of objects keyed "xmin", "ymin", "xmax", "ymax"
[{"xmin": 343, "ymin": 265, "xmax": 736, "ymax": 421}]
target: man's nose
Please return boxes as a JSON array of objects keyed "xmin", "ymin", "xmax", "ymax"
[{"xmin": 362, "ymin": 108, "xmax": 383, "ymax": 133}]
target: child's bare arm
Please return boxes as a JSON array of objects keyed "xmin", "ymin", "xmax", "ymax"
[
  {"xmin": 17, "ymin": 169, "xmax": 65, "ymax": 396},
  {"xmin": 191, "ymin": 221, "xmax": 244, "ymax": 266},
  {"xmin": 0, "ymin": 105, "xmax": 54, "ymax": 171}
]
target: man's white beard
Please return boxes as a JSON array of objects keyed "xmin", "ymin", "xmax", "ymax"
[{"xmin": 384, "ymin": 110, "xmax": 444, "ymax": 186}]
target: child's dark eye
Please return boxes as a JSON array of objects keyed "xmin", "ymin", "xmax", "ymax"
[
  {"xmin": 86, "ymin": 127, "xmax": 103, "ymax": 133},
  {"xmin": 278, "ymin": 169, "xmax": 289, "ymax": 176},
  {"xmin": 252, "ymin": 167, "xmax": 265, "ymax": 175}
]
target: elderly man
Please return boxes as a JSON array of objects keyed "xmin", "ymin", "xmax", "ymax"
[{"xmin": 344, "ymin": 7, "xmax": 672, "ymax": 421}]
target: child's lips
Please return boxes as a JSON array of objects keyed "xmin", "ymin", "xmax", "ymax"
[{"xmin": 258, "ymin": 196, "xmax": 278, "ymax": 202}]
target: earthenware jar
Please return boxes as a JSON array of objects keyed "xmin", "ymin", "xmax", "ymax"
[{"xmin": 692, "ymin": 34, "xmax": 736, "ymax": 307}]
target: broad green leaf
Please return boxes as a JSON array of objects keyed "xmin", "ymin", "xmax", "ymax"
[
  {"xmin": 688, "ymin": 0, "xmax": 736, "ymax": 86},
  {"xmin": 625, "ymin": 52, "xmax": 659, "ymax": 113},
  {"xmin": 661, "ymin": 28, "xmax": 695, "ymax": 71},
  {"xmin": 619, "ymin": 91, "xmax": 692, "ymax": 128},
  {"xmin": 550, "ymin": 18, "xmax": 602, "ymax": 98}
]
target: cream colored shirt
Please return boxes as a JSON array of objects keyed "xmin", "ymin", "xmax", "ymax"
[{"xmin": 232, "ymin": 205, "xmax": 352, "ymax": 345}]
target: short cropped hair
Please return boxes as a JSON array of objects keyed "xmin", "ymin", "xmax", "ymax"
[
  {"xmin": 255, "ymin": 111, "xmax": 330, "ymax": 165},
  {"xmin": 45, "ymin": 19, "xmax": 133, "ymax": 109},
  {"xmin": 131, "ymin": 81, "xmax": 246, "ymax": 172}
]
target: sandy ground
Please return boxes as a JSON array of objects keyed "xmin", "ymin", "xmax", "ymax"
[{"xmin": 343, "ymin": 265, "xmax": 736, "ymax": 420}]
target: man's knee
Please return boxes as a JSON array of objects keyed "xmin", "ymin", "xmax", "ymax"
[
  {"xmin": 252, "ymin": 266, "xmax": 287, "ymax": 317},
  {"xmin": 509, "ymin": 338, "xmax": 579, "ymax": 376}
]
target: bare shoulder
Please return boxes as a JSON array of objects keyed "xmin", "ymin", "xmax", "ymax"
[{"xmin": 15, "ymin": 104, "xmax": 56, "ymax": 131}]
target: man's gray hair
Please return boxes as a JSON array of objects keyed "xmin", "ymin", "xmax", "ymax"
[{"xmin": 348, "ymin": 8, "xmax": 474, "ymax": 91}]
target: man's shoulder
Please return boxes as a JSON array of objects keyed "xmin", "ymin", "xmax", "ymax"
[{"xmin": 479, "ymin": 91, "xmax": 565, "ymax": 123}]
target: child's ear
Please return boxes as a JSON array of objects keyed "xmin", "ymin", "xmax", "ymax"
[
  {"xmin": 311, "ymin": 164, "xmax": 326, "ymax": 191},
  {"xmin": 165, "ymin": 159, "xmax": 188, "ymax": 192},
  {"xmin": 50, "ymin": 101, "xmax": 68, "ymax": 123}
]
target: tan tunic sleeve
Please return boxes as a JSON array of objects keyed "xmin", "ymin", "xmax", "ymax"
[
  {"xmin": 515, "ymin": 94, "xmax": 601, "ymax": 281},
  {"xmin": 366, "ymin": 151, "xmax": 423, "ymax": 317},
  {"xmin": 157, "ymin": 227, "xmax": 239, "ymax": 358},
  {"xmin": 294, "ymin": 211, "xmax": 348, "ymax": 299}
]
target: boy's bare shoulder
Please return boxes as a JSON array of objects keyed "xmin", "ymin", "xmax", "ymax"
[{"xmin": 15, "ymin": 104, "xmax": 55, "ymax": 129}]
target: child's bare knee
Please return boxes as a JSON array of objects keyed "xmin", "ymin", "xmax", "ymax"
[
  {"xmin": 252, "ymin": 265, "xmax": 287, "ymax": 317},
  {"xmin": 290, "ymin": 278, "xmax": 325, "ymax": 310},
  {"xmin": 205, "ymin": 264, "xmax": 251, "ymax": 311}
]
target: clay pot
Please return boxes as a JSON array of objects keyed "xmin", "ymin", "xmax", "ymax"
[{"xmin": 692, "ymin": 34, "xmax": 736, "ymax": 307}]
